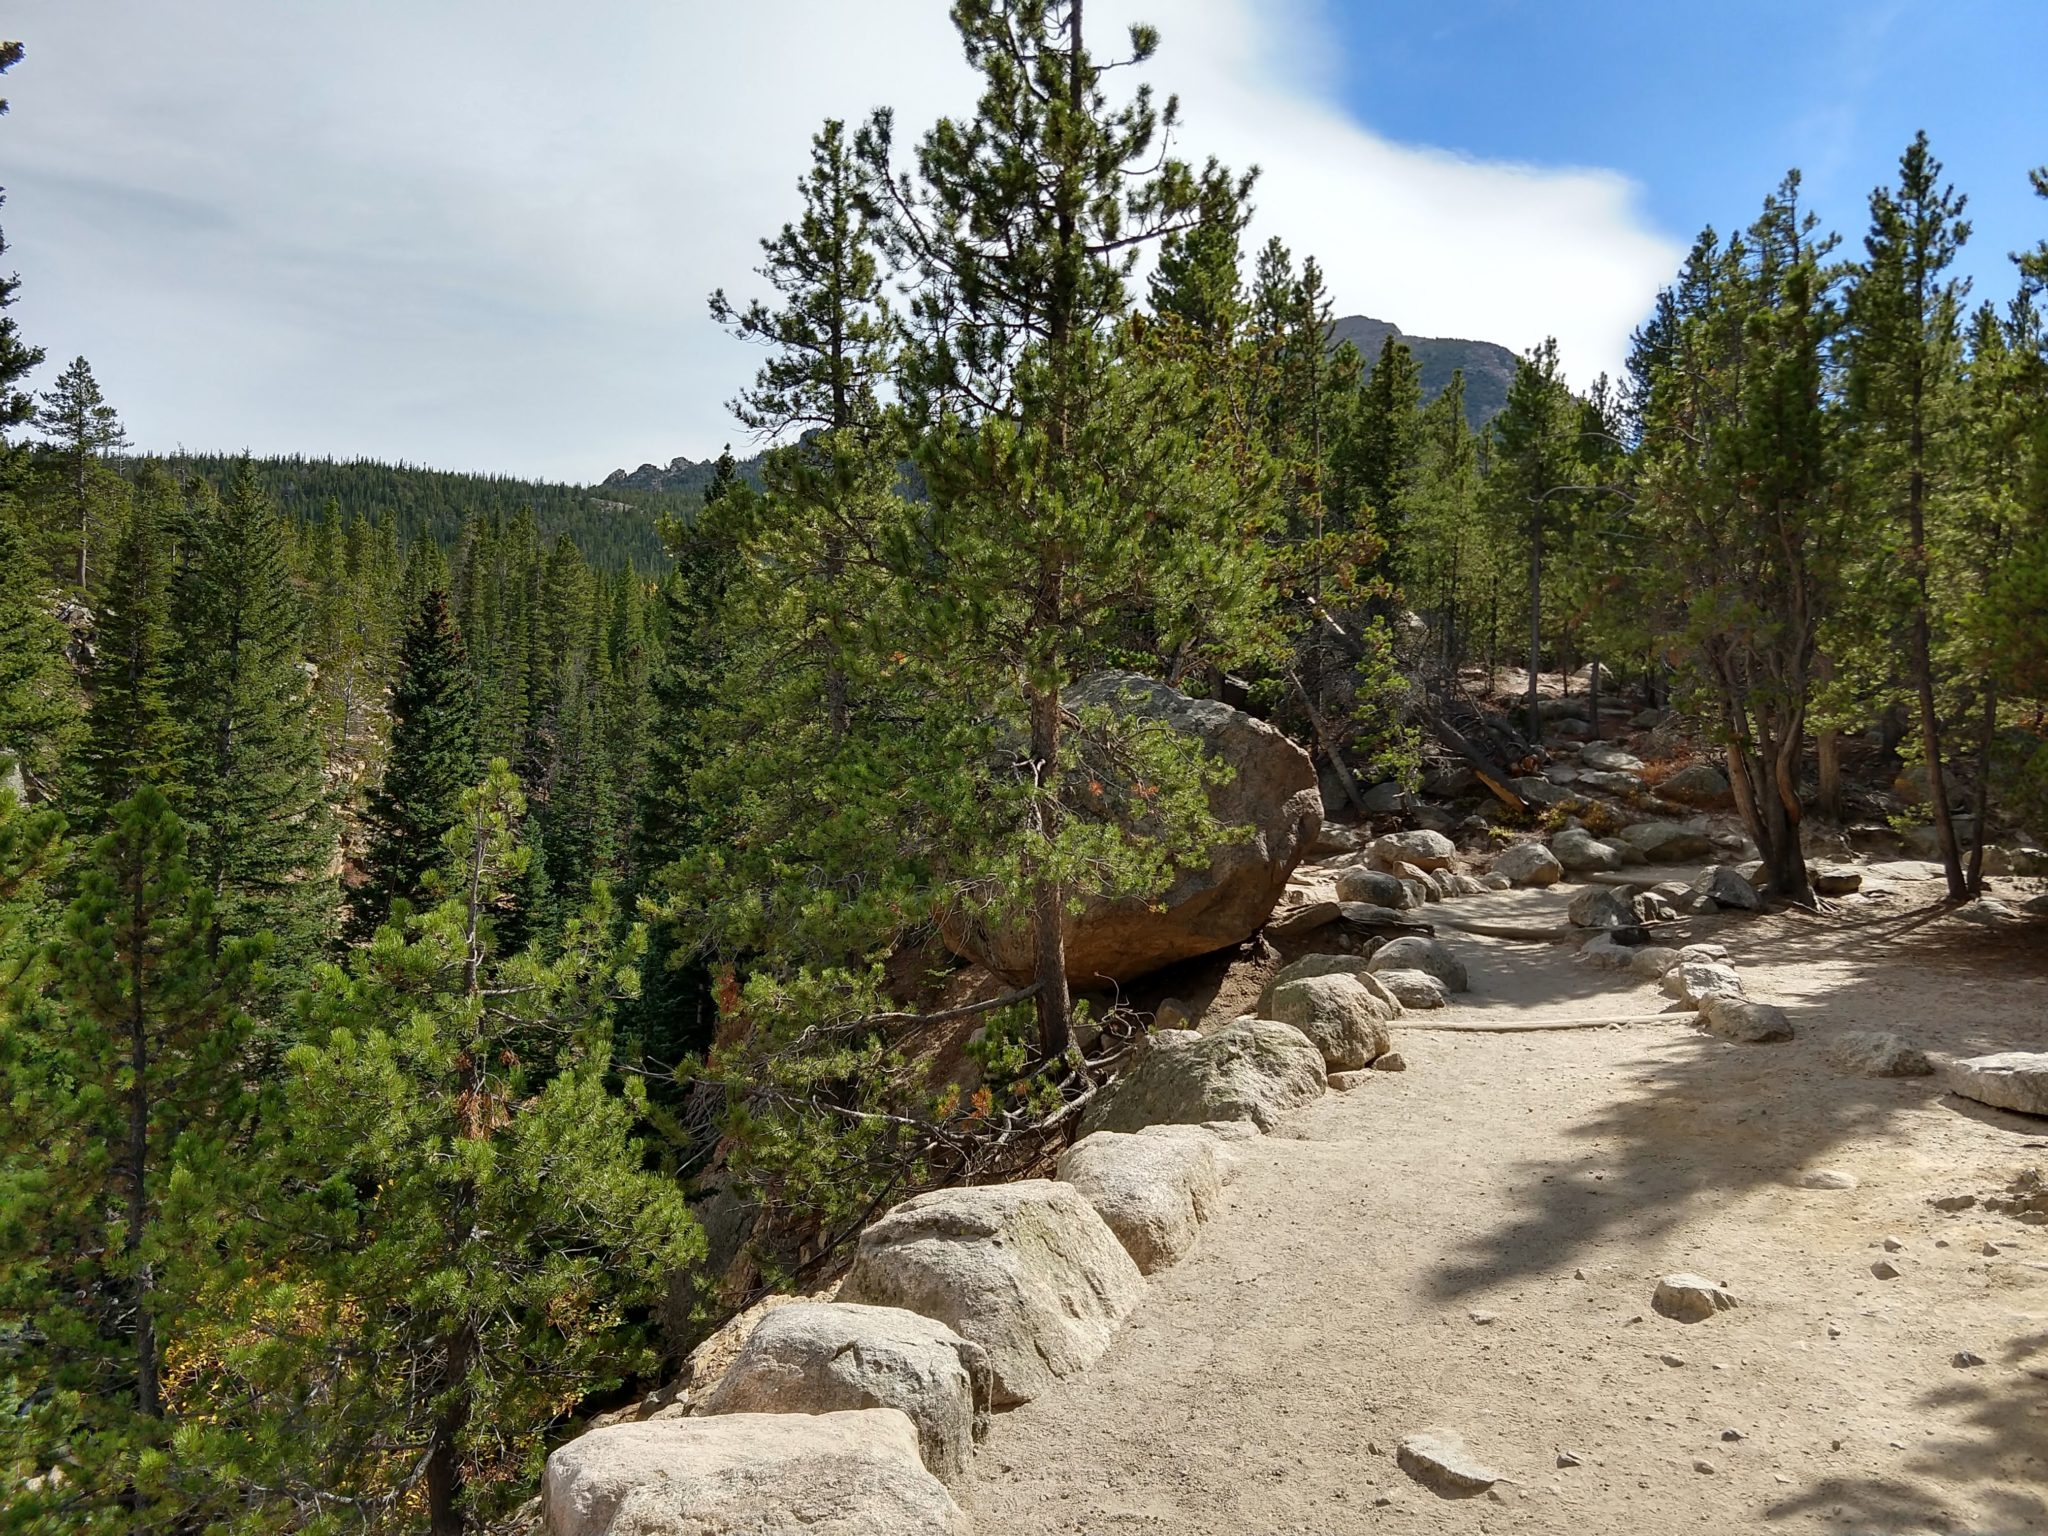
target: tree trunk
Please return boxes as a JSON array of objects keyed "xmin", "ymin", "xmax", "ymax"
[
  {"xmin": 126, "ymin": 889, "xmax": 159, "ymax": 1420},
  {"xmin": 1588, "ymin": 653, "xmax": 1601, "ymax": 743},
  {"xmin": 1288, "ymin": 669, "xmax": 1367, "ymax": 816},
  {"xmin": 1026, "ymin": 675, "xmax": 1070, "ymax": 1062},
  {"xmin": 1966, "ymin": 680, "xmax": 1997, "ymax": 894},
  {"xmin": 424, "ymin": 1319, "xmax": 476, "ymax": 1536},
  {"xmin": 1525, "ymin": 519, "xmax": 1542, "ymax": 745}
]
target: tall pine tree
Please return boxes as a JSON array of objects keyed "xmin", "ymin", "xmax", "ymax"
[{"xmin": 346, "ymin": 589, "xmax": 481, "ymax": 941}]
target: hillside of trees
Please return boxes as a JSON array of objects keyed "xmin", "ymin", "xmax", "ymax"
[
  {"xmin": 146, "ymin": 453, "xmax": 689, "ymax": 572},
  {"xmin": 1, "ymin": 8, "xmax": 2044, "ymax": 1534}
]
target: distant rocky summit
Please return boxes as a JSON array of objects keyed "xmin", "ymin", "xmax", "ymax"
[
  {"xmin": 1329, "ymin": 314, "xmax": 1520, "ymax": 427},
  {"xmin": 601, "ymin": 450, "xmax": 765, "ymax": 496}
]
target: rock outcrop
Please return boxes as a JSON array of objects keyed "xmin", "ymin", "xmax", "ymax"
[
  {"xmin": 1080, "ymin": 1020, "xmax": 1328, "ymax": 1135},
  {"xmin": 1056, "ymin": 1129, "xmax": 1225, "ymax": 1274},
  {"xmin": 946, "ymin": 671, "xmax": 1320, "ymax": 985},
  {"xmin": 542, "ymin": 1410, "xmax": 969, "ymax": 1536},
  {"xmin": 838, "ymin": 1182, "xmax": 1143, "ymax": 1406},
  {"xmin": 699, "ymin": 1304, "xmax": 991, "ymax": 1485}
]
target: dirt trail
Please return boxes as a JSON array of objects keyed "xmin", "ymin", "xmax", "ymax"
[{"xmin": 968, "ymin": 886, "xmax": 2048, "ymax": 1534}]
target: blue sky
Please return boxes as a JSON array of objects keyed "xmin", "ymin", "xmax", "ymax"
[
  {"xmin": 3, "ymin": 0, "xmax": 2041, "ymax": 480},
  {"xmin": 1326, "ymin": 0, "xmax": 2047, "ymax": 307}
]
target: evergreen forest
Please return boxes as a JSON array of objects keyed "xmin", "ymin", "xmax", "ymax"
[{"xmin": 1, "ymin": 8, "xmax": 2045, "ymax": 1532}]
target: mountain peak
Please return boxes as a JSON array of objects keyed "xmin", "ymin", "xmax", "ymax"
[{"xmin": 1329, "ymin": 315, "xmax": 1518, "ymax": 427}]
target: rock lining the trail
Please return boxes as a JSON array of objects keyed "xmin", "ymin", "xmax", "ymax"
[
  {"xmin": 1368, "ymin": 935, "xmax": 1469, "ymax": 993},
  {"xmin": 1697, "ymin": 995, "xmax": 1795, "ymax": 1043},
  {"xmin": 1396, "ymin": 1431, "xmax": 1499, "ymax": 1496},
  {"xmin": 699, "ymin": 1303, "xmax": 992, "ymax": 1486},
  {"xmin": 1942, "ymin": 1051, "xmax": 2048, "ymax": 1117},
  {"xmin": 1825, "ymin": 1030, "xmax": 1933, "ymax": 1078},
  {"xmin": 542, "ymin": 1410, "xmax": 969, "ymax": 1536},
  {"xmin": 1261, "ymin": 975, "xmax": 1396, "ymax": 1070},
  {"xmin": 1056, "ymin": 1129, "xmax": 1225, "ymax": 1275},
  {"xmin": 1079, "ymin": 1019, "xmax": 1327, "ymax": 1136},
  {"xmin": 837, "ymin": 1181, "xmax": 1143, "ymax": 1407}
]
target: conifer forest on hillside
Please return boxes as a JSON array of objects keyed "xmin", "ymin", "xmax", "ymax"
[{"xmin": 2, "ymin": 6, "xmax": 2046, "ymax": 1533}]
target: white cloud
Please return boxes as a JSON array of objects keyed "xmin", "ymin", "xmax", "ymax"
[{"xmin": 4, "ymin": 0, "xmax": 1681, "ymax": 481}]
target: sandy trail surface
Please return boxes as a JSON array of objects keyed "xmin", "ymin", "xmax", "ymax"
[{"xmin": 968, "ymin": 884, "xmax": 2048, "ymax": 1534}]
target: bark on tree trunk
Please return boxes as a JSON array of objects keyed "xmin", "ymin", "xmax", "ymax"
[
  {"xmin": 1966, "ymin": 681, "xmax": 1997, "ymax": 895},
  {"xmin": 127, "ymin": 902, "xmax": 159, "ymax": 1420},
  {"xmin": 1026, "ymin": 677, "xmax": 1071, "ymax": 1062},
  {"xmin": 425, "ymin": 1320, "xmax": 477, "ymax": 1536}
]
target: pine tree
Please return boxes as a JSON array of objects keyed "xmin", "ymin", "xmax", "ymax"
[
  {"xmin": 274, "ymin": 763, "xmax": 701, "ymax": 1534},
  {"xmin": 1486, "ymin": 337, "xmax": 1592, "ymax": 742},
  {"xmin": 71, "ymin": 468, "xmax": 180, "ymax": 825},
  {"xmin": 34, "ymin": 357, "xmax": 130, "ymax": 591},
  {"xmin": 170, "ymin": 464, "xmax": 338, "ymax": 978},
  {"xmin": 1629, "ymin": 176, "xmax": 1845, "ymax": 902},
  {"xmin": 0, "ymin": 41, "xmax": 43, "ymax": 457},
  {"xmin": 1842, "ymin": 132, "xmax": 1974, "ymax": 899},
  {"xmin": 859, "ymin": 0, "xmax": 1267, "ymax": 1057},
  {"xmin": 0, "ymin": 511, "xmax": 77, "ymax": 801},
  {"xmin": 347, "ymin": 589, "xmax": 481, "ymax": 941},
  {"xmin": 1343, "ymin": 333, "xmax": 1425, "ymax": 568},
  {"xmin": 0, "ymin": 790, "xmax": 259, "ymax": 1532}
]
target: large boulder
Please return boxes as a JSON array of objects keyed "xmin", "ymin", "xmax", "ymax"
[
  {"xmin": 1491, "ymin": 842, "xmax": 1563, "ymax": 887},
  {"xmin": 1080, "ymin": 1019, "xmax": 1326, "ymax": 1136},
  {"xmin": 1371, "ymin": 829, "xmax": 1457, "ymax": 871},
  {"xmin": 542, "ymin": 1410, "xmax": 968, "ymax": 1536},
  {"xmin": 1551, "ymin": 827, "xmax": 1624, "ymax": 873},
  {"xmin": 1056, "ymin": 1129, "xmax": 1225, "ymax": 1274},
  {"xmin": 1942, "ymin": 1052, "xmax": 2048, "ymax": 1117},
  {"xmin": 699, "ymin": 1304, "xmax": 991, "ymax": 1486},
  {"xmin": 946, "ymin": 671, "xmax": 1320, "ymax": 985},
  {"xmin": 1618, "ymin": 821, "xmax": 1715, "ymax": 862},
  {"xmin": 1262, "ymin": 975, "xmax": 1396, "ymax": 1070},
  {"xmin": 838, "ymin": 1182, "xmax": 1143, "ymax": 1406},
  {"xmin": 1368, "ymin": 935, "xmax": 1468, "ymax": 993},
  {"xmin": 1661, "ymin": 762, "xmax": 1732, "ymax": 805}
]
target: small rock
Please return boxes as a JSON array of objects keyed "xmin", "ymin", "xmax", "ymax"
[
  {"xmin": 1327, "ymin": 1069, "xmax": 1372, "ymax": 1091},
  {"xmin": 1982, "ymin": 1241, "xmax": 2002, "ymax": 1256},
  {"xmin": 1882, "ymin": 1235, "xmax": 1904, "ymax": 1252},
  {"xmin": 1396, "ymin": 1432, "xmax": 1499, "ymax": 1497},
  {"xmin": 1468, "ymin": 1310, "xmax": 1497, "ymax": 1325},
  {"xmin": 1929, "ymin": 1193, "xmax": 1978, "ymax": 1212},
  {"xmin": 1796, "ymin": 1169, "xmax": 1859, "ymax": 1190},
  {"xmin": 1827, "ymin": 1322, "xmax": 1843, "ymax": 1339},
  {"xmin": 1952, "ymin": 1350, "xmax": 1986, "ymax": 1368},
  {"xmin": 1870, "ymin": 1259, "xmax": 1901, "ymax": 1279},
  {"xmin": 1556, "ymin": 1449, "xmax": 1583, "ymax": 1468},
  {"xmin": 1720, "ymin": 1428, "xmax": 1744, "ymax": 1442},
  {"xmin": 1660, "ymin": 1353, "xmax": 1687, "ymax": 1367},
  {"xmin": 1372, "ymin": 1051, "xmax": 1408, "ymax": 1073},
  {"xmin": 1652, "ymin": 1273, "xmax": 1738, "ymax": 1323},
  {"xmin": 1693, "ymin": 1458, "xmax": 1715, "ymax": 1474}
]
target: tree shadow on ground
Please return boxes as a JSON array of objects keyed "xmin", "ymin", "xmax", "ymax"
[
  {"xmin": 1760, "ymin": 1329, "xmax": 2048, "ymax": 1533},
  {"xmin": 1428, "ymin": 898, "xmax": 2047, "ymax": 1302},
  {"xmin": 1425, "ymin": 896, "xmax": 2048, "ymax": 1529}
]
